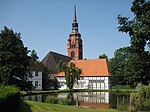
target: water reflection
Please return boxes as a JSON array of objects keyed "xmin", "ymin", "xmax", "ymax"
[
  {"xmin": 24, "ymin": 95, "xmax": 43, "ymax": 102},
  {"xmin": 76, "ymin": 92, "xmax": 110, "ymax": 108},
  {"xmin": 24, "ymin": 92, "xmax": 129, "ymax": 109}
]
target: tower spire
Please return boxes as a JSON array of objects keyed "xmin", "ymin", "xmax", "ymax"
[
  {"xmin": 67, "ymin": 0, "xmax": 83, "ymax": 60},
  {"xmin": 73, "ymin": 0, "xmax": 77, "ymax": 23},
  {"xmin": 72, "ymin": 0, "xmax": 78, "ymax": 32}
]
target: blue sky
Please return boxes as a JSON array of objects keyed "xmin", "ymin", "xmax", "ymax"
[{"xmin": 0, "ymin": 0, "xmax": 134, "ymax": 60}]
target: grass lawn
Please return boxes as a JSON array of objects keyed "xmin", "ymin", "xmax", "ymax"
[{"xmin": 20, "ymin": 100, "xmax": 117, "ymax": 112}]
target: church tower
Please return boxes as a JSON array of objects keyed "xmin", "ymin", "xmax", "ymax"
[{"xmin": 67, "ymin": 2, "xmax": 83, "ymax": 60}]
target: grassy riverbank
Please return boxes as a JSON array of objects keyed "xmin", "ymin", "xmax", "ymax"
[{"xmin": 20, "ymin": 100, "xmax": 117, "ymax": 112}]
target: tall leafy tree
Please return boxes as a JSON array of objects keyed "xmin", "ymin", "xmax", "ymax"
[
  {"xmin": 117, "ymin": 0, "xmax": 150, "ymax": 85},
  {"xmin": 110, "ymin": 47, "xmax": 149, "ymax": 86},
  {"xmin": 59, "ymin": 62, "xmax": 82, "ymax": 89},
  {"xmin": 39, "ymin": 62, "xmax": 59, "ymax": 90},
  {"xmin": 109, "ymin": 47, "xmax": 132, "ymax": 85},
  {"xmin": 0, "ymin": 26, "xmax": 30, "ymax": 90},
  {"xmin": 118, "ymin": 0, "xmax": 150, "ymax": 53}
]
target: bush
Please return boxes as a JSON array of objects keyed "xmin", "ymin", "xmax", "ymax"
[
  {"xmin": 45, "ymin": 96, "xmax": 58, "ymax": 104},
  {"xmin": 0, "ymin": 85, "xmax": 20, "ymax": 112},
  {"xmin": 130, "ymin": 83, "xmax": 150, "ymax": 111}
]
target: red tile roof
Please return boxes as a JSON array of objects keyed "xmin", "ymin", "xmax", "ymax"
[{"xmin": 56, "ymin": 59, "xmax": 111, "ymax": 77}]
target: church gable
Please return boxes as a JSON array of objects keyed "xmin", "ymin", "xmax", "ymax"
[
  {"xmin": 51, "ymin": 51, "xmax": 72, "ymax": 64},
  {"xmin": 42, "ymin": 51, "xmax": 71, "ymax": 73}
]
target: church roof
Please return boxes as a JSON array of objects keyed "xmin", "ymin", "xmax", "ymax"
[
  {"xmin": 29, "ymin": 60, "xmax": 43, "ymax": 71},
  {"xmin": 41, "ymin": 51, "xmax": 72, "ymax": 73},
  {"xmin": 56, "ymin": 59, "xmax": 111, "ymax": 77}
]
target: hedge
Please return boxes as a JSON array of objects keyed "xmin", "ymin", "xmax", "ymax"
[
  {"xmin": 112, "ymin": 85, "xmax": 133, "ymax": 89},
  {"xmin": 0, "ymin": 85, "xmax": 20, "ymax": 112}
]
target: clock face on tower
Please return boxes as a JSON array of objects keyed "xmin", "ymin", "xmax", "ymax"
[{"xmin": 72, "ymin": 27, "xmax": 78, "ymax": 32}]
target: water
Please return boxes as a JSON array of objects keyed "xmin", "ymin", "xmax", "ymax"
[{"xmin": 24, "ymin": 92, "xmax": 130, "ymax": 109}]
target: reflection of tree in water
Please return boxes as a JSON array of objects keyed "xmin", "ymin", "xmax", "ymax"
[
  {"xmin": 67, "ymin": 92, "xmax": 76, "ymax": 105},
  {"xmin": 109, "ymin": 93, "xmax": 130, "ymax": 110},
  {"xmin": 110, "ymin": 93, "xmax": 130, "ymax": 111},
  {"xmin": 43, "ymin": 93, "xmax": 58, "ymax": 102},
  {"xmin": 109, "ymin": 93, "xmax": 117, "ymax": 109},
  {"xmin": 117, "ymin": 95, "xmax": 130, "ymax": 111}
]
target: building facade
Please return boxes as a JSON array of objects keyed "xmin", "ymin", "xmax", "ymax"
[
  {"xmin": 29, "ymin": 71, "xmax": 42, "ymax": 90},
  {"xmin": 29, "ymin": 61, "xmax": 42, "ymax": 90},
  {"xmin": 67, "ymin": 3, "xmax": 83, "ymax": 60},
  {"xmin": 56, "ymin": 59, "xmax": 111, "ymax": 90}
]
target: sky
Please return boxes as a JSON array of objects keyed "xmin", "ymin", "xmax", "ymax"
[{"xmin": 0, "ymin": 0, "xmax": 134, "ymax": 60}]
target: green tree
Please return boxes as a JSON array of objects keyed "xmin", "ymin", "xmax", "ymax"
[
  {"xmin": 118, "ymin": 0, "xmax": 150, "ymax": 53},
  {"xmin": 38, "ymin": 62, "xmax": 55, "ymax": 90},
  {"xmin": 110, "ymin": 48, "xmax": 149, "ymax": 86},
  {"xmin": 130, "ymin": 83, "xmax": 150, "ymax": 111},
  {"xmin": 109, "ymin": 47, "xmax": 132, "ymax": 85},
  {"xmin": 0, "ymin": 26, "xmax": 30, "ymax": 90},
  {"xmin": 59, "ymin": 62, "xmax": 82, "ymax": 89},
  {"xmin": 40, "ymin": 62, "xmax": 59, "ymax": 90},
  {"xmin": 31, "ymin": 50, "xmax": 39, "ymax": 62},
  {"xmin": 99, "ymin": 53, "xmax": 108, "ymax": 59},
  {"xmin": 117, "ymin": 0, "xmax": 150, "ymax": 85}
]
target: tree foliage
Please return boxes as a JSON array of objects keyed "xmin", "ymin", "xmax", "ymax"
[
  {"xmin": 31, "ymin": 50, "xmax": 39, "ymax": 62},
  {"xmin": 42, "ymin": 64, "xmax": 59, "ymax": 90},
  {"xmin": 59, "ymin": 61, "xmax": 82, "ymax": 89},
  {"xmin": 99, "ymin": 53, "xmax": 108, "ymax": 59},
  {"xmin": 0, "ymin": 26, "xmax": 30, "ymax": 90},
  {"xmin": 110, "ymin": 46, "xmax": 150, "ymax": 86},
  {"xmin": 109, "ymin": 47, "xmax": 132, "ymax": 85},
  {"xmin": 130, "ymin": 83, "xmax": 150, "ymax": 111},
  {"xmin": 118, "ymin": 0, "xmax": 150, "ymax": 53},
  {"xmin": 115, "ymin": 0, "xmax": 150, "ymax": 86}
]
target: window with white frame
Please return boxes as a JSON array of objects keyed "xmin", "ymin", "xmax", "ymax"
[
  {"xmin": 35, "ymin": 71, "xmax": 38, "ymax": 77},
  {"xmin": 35, "ymin": 81, "xmax": 38, "ymax": 88}
]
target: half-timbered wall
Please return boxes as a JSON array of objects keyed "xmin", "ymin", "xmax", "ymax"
[{"xmin": 57, "ymin": 76, "xmax": 110, "ymax": 90}]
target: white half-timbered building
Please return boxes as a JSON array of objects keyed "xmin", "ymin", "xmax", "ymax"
[{"xmin": 56, "ymin": 59, "xmax": 111, "ymax": 90}]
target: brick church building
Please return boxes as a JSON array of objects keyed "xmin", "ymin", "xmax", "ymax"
[
  {"xmin": 67, "ymin": 3, "xmax": 83, "ymax": 60},
  {"xmin": 42, "ymin": 3, "xmax": 111, "ymax": 90}
]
